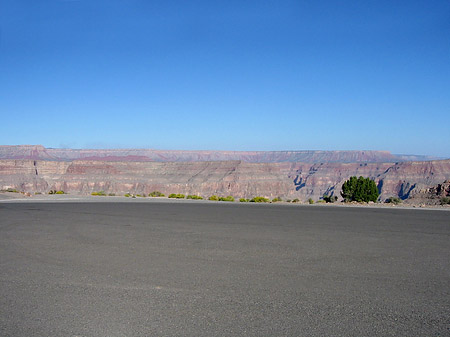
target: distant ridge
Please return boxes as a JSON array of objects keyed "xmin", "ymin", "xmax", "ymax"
[{"xmin": 0, "ymin": 145, "xmax": 442, "ymax": 163}]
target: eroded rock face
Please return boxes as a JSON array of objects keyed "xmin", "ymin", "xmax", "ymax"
[
  {"xmin": 406, "ymin": 180, "xmax": 450, "ymax": 205},
  {"xmin": 1, "ymin": 159, "xmax": 450, "ymax": 202}
]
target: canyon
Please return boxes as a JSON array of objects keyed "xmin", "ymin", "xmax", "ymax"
[{"xmin": 1, "ymin": 146, "xmax": 449, "ymax": 203}]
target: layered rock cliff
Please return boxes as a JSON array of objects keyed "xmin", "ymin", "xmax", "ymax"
[
  {"xmin": 0, "ymin": 145, "xmax": 441, "ymax": 163},
  {"xmin": 1, "ymin": 159, "xmax": 449, "ymax": 202}
]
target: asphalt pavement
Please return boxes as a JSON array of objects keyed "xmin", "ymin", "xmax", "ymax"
[{"xmin": 0, "ymin": 202, "xmax": 449, "ymax": 336}]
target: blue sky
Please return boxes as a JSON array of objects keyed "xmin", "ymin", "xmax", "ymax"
[{"xmin": 1, "ymin": 0, "xmax": 449, "ymax": 157}]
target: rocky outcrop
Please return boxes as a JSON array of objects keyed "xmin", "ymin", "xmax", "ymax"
[
  {"xmin": 0, "ymin": 145, "xmax": 442, "ymax": 163},
  {"xmin": 406, "ymin": 181, "xmax": 450, "ymax": 205},
  {"xmin": 1, "ymin": 159, "xmax": 450, "ymax": 202}
]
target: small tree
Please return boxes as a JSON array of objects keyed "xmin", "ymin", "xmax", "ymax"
[{"xmin": 341, "ymin": 176, "xmax": 379, "ymax": 202}]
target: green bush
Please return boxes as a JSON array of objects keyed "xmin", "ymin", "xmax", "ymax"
[
  {"xmin": 272, "ymin": 197, "xmax": 282, "ymax": 203},
  {"xmin": 341, "ymin": 176, "xmax": 379, "ymax": 202},
  {"xmin": 169, "ymin": 193, "xmax": 185, "ymax": 199},
  {"xmin": 323, "ymin": 195, "xmax": 338, "ymax": 203},
  {"xmin": 250, "ymin": 196, "xmax": 269, "ymax": 203},
  {"xmin": 209, "ymin": 195, "xmax": 219, "ymax": 201},
  {"xmin": 124, "ymin": 193, "xmax": 131, "ymax": 197},
  {"xmin": 239, "ymin": 198, "xmax": 250, "ymax": 202},
  {"xmin": 91, "ymin": 191, "xmax": 106, "ymax": 196},
  {"xmin": 149, "ymin": 191, "xmax": 165, "ymax": 197},
  {"xmin": 308, "ymin": 198, "xmax": 314, "ymax": 204},
  {"xmin": 385, "ymin": 197, "xmax": 401, "ymax": 204},
  {"xmin": 316, "ymin": 199, "xmax": 325, "ymax": 203},
  {"xmin": 108, "ymin": 193, "xmax": 116, "ymax": 196},
  {"xmin": 187, "ymin": 195, "xmax": 203, "ymax": 200},
  {"xmin": 293, "ymin": 198, "xmax": 300, "ymax": 203},
  {"xmin": 440, "ymin": 197, "xmax": 450, "ymax": 205},
  {"xmin": 55, "ymin": 190, "xmax": 65, "ymax": 194},
  {"xmin": 219, "ymin": 196, "xmax": 235, "ymax": 202},
  {"xmin": 6, "ymin": 188, "xmax": 19, "ymax": 193}
]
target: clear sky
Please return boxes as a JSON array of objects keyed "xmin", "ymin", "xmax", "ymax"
[{"xmin": 1, "ymin": 0, "xmax": 449, "ymax": 157}]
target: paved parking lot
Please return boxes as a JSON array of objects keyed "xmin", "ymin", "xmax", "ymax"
[{"xmin": 1, "ymin": 202, "xmax": 449, "ymax": 336}]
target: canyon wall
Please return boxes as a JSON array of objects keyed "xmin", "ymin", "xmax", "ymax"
[
  {"xmin": 0, "ymin": 145, "xmax": 440, "ymax": 163},
  {"xmin": 1, "ymin": 159, "xmax": 450, "ymax": 202}
]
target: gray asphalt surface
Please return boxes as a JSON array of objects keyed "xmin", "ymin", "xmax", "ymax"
[{"xmin": 0, "ymin": 202, "xmax": 449, "ymax": 336}]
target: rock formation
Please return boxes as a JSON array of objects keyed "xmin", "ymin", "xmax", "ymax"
[
  {"xmin": 0, "ymin": 145, "xmax": 441, "ymax": 163},
  {"xmin": 1, "ymin": 156, "xmax": 450, "ymax": 203}
]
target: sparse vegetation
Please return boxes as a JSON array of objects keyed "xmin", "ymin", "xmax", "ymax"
[
  {"xmin": 341, "ymin": 176, "xmax": 379, "ymax": 202},
  {"xmin": 272, "ymin": 197, "xmax": 282, "ymax": 203},
  {"xmin": 250, "ymin": 196, "xmax": 269, "ymax": 203},
  {"xmin": 323, "ymin": 195, "xmax": 338, "ymax": 203},
  {"xmin": 48, "ymin": 190, "xmax": 65, "ymax": 195},
  {"xmin": 209, "ymin": 195, "xmax": 219, "ymax": 201},
  {"xmin": 91, "ymin": 191, "xmax": 106, "ymax": 196},
  {"xmin": 316, "ymin": 199, "xmax": 325, "ymax": 203},
  {"xmin": 219, "ymin": 196, "xmax": 235, "ymax": 202},
  {"xmin": 108, "ymin": 193, "xmax": 116, "ymax": 196},
  {"xmin": 124, "ymin": 193, "xmax": 131, "ymax": 197},
  {"xmin": 4, "ymin": 188, "xmax": 19, "ymax": 193},
  {"xmin": 187, "ymin": 195, "xmax": 203, "ymax": 200},
  {"xmin": 169, "ymin": 193, "xmax": 185, "ymax": 199},
  {"xmin": 292, "ymin": 198, "xmax": 300, "ymax": 203},
  {"xmin": 308, "ymin": 198, "xmax": 314, "ymax": 204},
  {"xmin": 385, "ymin": 197, "xmax": 401, "ymax": 205},
  {"xmin": 239, "ymin": 198, "xmax": 250, "ymax": 202},
  {"xmin": 440, "ymin": 197, "xmax": 450, "ymax": 205},
  {"xmin": 149, "ymin": 191, "xmax": 165, "ymax": 197}
]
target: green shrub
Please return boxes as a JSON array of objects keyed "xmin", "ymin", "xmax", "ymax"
[
  {"xmin": 239, "ymin": 198, "xmax": 250, "ymax": 202},
  {"xmin": 209, "ymin": 195, "xmax": 219, "ymax": 201},
  {"xmin": 341, "ymin": 176, "xmax": 379, "ymax": 202},
  {"xmin": 385, "ymin": 197, "xmax": 401, "ymax": 205},
  {"xmin": 55, "ymin": 190, "xmax": 65, "ymax": 194},
  {"xmin": 6, "ymin": 188, "xmax": 19, "ymax": 193},
  {"xmin": 293, "ymin": 198, "xmax": 300, "ymax": 203},
  {"xmin": 34, "ymin": 192, "xmax": 42, "ymax": 195},
  {"xmin": 440, "ymin": 197, "xmax": 450, "ymax": 205},
  {"xmin": 219, "ymin": 196, "xmax": 235, "ymax": 202},
  {"xmin": 149, "ymin": 191, "xmax": 165, "ymax": 197},
  {"xmin": 316, "ymin": 199, "xmax": 325, "ymax": 203},
  {"xmin": 272, "ymin": 197, "xmax": 282, "ymax": 202},
  {"xmin": 108, "ymin": 193, "xmax": 116, "ymax": 196},
  {"xmin": 308, "ymin": 198, "xmax": 314, "ymax": 204},
  {"xmin": 323, "ymin": 195, "xmax": 338, "ymax": 203},
  {"xmin": 169, "ymin": 193, "xmax": 185, "ymax": 199},
  {"xmin": 250, "ymin": 196, "xmax": 269, "ymax": 203},
  {"xmin": 187, "ymin": 195, "xmax": 203, "ymax": 200},
  {"xmin": 91, "ymin": 191, "xmax": 106, "ymax": 196},
  {"xmin": 124, "ymin": 193, "xmax": 131, "ymax": 197}
]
